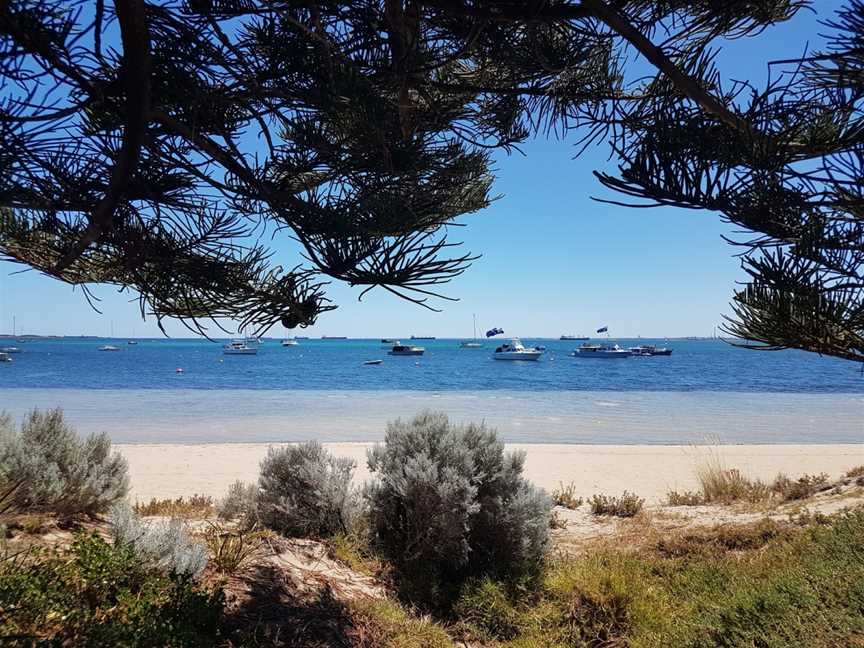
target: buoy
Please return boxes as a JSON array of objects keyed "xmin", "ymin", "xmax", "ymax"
[{"xmin": 176, "ymin": 368, "xmax": 184, "ymax": 373}]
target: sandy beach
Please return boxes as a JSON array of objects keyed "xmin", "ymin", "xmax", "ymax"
[{"xmin": 117, "ymin": 442, "xmax": 864, "ymax": 504}]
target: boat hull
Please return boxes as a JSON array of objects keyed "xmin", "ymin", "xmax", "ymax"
[{"xmin": 493, "ymin": 351, "xmax": 542, "ymax": 361}]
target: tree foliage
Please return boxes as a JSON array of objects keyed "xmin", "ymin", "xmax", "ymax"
[{"xmin": 1, "ymin": 0, "xmax": 861, "ymax": 360}]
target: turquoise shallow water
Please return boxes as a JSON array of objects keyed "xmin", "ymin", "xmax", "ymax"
[
  {"xmin": 0, "ymin": 389, "xmax": 861, "ymax": 445},
  {"xmin": 0, "ymin": 337, "xmax": 862, "ymax": 392}
]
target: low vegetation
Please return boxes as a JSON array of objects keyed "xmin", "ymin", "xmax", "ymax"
[
  {"xmin": 667, "ymin": 458, "xmax": 839, "ymax": 506},
  {"xmin": 551, "ymin": 481, "xmax": 584, "ymax": 509},
  {"xmin": 134, "ymin": 494, "xmax": 214, "ymax": 518},
  {"xmin": 216, "ymin": 479, "xmax": 258, "ymax": 525},
  {"xmin": 109, "ymin": 504, "xmax": 208, "ymax": 579},
  {"xmin": 589, "ymin": 491, "xmax": 645, "ymax": 517},
  {"xmin": 365, "ymin": 412, "xmax": 551, "ymax": 606},
  {"xmin": 0, "ymin": 532, "xmax": 224, "ymax": 646},
  {"xmin": 0, "ymin": 409, "xmax": 128, "ymax": 517},
  {"xmin": 451, "ymin": 507, "xmax": 864, "ymax": 647},
  {"xmin": 203, "ymin": 521, "xmax": 270, "ymax": 575}
]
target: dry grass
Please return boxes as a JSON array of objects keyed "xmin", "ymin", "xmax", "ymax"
[
  {"xmin": 665, "ymin": 490, "xmax": 704, "ymax": 506},
  {"xmin": 551, "ymin": 482, "xmax": 584, "ymax": 510},
  {"xmin": 133, "ymin": 494, "xmax": 214, "ymax": 518},
  {"xmin": 845, "ymin": 465, "xmax": 864, "ymax": 479},
  {"xmin": 655, "ymin": 518, "xmax": 795, "ymax": 558},
  {"xmin": 589, "ymin": 492, "xmax": 644, "ymax": 517}
]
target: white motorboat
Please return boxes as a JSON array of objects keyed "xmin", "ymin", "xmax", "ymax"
[
  {"xmin": 0, "ymin": 352, "xmax": 11, "ymax": 363},
  {"xmin": 223, "ymin": 340, "xmax": 258, "ymax": 355},
  {"xmin": 364, "ymin": 359, "xmax": 384, "ymax": 365},
  {"xmin": 459, "ymin": 314, "xmax": 484, "ymax": 348},
  {"xmin": 281, "ymin": 338, "xmax": 299, "ymax": 346},
  {"xmin": 573, "ymin": 343, "xmax": 631, "ymax": 358},
  {"xmin": 0, "ymin": 346, "xmax": 21, "ymax": 354},
  {"xmin": 388, "ymin": 342, "xmax": 425, "ymax": 356},
  {"xmin": 381, "ymin": 338, "xmax": 398, "ymax": 347},
  {"xmin": 98, "ymin": 345, "xmax": 120, "ymax": 352},
  {"xmin": 493, "ymin": 338, "xmax": 543, "ymax": 361}
]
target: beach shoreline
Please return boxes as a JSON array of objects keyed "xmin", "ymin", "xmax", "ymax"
[{"xmin": 117, "ymin": 442, "xmax": 864, "ymax": 504}]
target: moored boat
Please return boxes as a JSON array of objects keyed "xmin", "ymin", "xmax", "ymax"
[
  {"xmin": 560, "ymin": 335, "xmax": 589, "ymax": 341},
  {"xmin": 0, "ymin": 352, "xmax": 11, "ymax": 363},
  {"xmin": 573, "ymin": 343, "xmax": 631, "ymax": 358},
  {"xmin": 493, "ymin": 338, "xmax": 543, "ymax": 361},
  {"xmin": 364, "ymin": 359, "xmax": 384, "ymax": 365},
  {"xmin": 388, "ymin": 342, "xmax": 425, "ymax": 356},
  {"xmin": 223, "ymin": 340, "xmax": 258, "ymax": 355},
  {"xmin": 459, "ymin": 314, "xmax": 484, "ymax": 348},
  {"xmin": 98, "ymin": 345, "xmax": 120, "ymax": 352},
  {"xmin": 0, "ymin": 346, "xmax": 21, "ymax": 353},
  {"xmin": 281, "ymin": 338, "xmax": 299, "ymax": 346},
  {"xmin": 630, "ymin": 344, "xmax": 673, "ymax": 356}
]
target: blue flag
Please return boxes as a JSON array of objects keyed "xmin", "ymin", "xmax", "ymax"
[
  {"xmin": 596, "ymin": 326, "xmax": 608, "ymax": 333},
  {"xmin": 485, "ymin": 327, "xmax": 504, "ymax": 338}
]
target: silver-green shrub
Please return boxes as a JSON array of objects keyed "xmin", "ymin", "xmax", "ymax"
[
  {"xmin": 216, "ymin": 479, "xmax": 258, "ymax": 527},
  {"xmin": 0, "ymin": 409, "xmax": 129, "ymax": 516},
  {"xmin": 109, "ymin": 503, "xmax": 208, "ymax": 579},
  {"xmin": 256, "ymin": 441, "xmax": 355, "ymax": 537},
  {"xmin": 365, "ymin": 412, "xmax": 551, "ymax": 604}
]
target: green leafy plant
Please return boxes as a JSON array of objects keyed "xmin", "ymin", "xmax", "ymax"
[{"xmin": 551, "ymin": 482, "xmax": 584, "ymax": 510}]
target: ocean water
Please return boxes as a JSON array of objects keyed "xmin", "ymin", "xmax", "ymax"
[
  {"xmin": 0, "ymin": 337, "xmax": 861, "ymax": 392},
  {"xmin": 0, "ymin": 338, "xmax": 861, "ymax": 444}
]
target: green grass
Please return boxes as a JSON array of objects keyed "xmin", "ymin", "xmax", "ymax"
[
  {"xmin": 348, "ymin": 598, "xmax": 456, "ymax": 648},
  {"xmin": 454, "ymin": 507, "xmax": 864, "ymax": 647},
  {"xmin": 0, "ymin": 532, "xmax": 224, "ymax": 646}
]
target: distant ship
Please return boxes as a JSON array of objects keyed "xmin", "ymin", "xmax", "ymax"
[
  {"xmin": 321, "ymin": 336, "xmax": 347, "ymax": 339},
  {"xmin": 560, "ymin": 335, "xmax": 589, "ymax": 341},
  {"xmin": 410, "ymin": 335, "xmax": 436, "ymax": 340}
]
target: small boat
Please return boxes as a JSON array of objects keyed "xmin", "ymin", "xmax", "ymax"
[
  {"xmin": 364, "ymin": 359, "xmax": 384, "ymax": 365},
  {"xmin": 0, "ymin": 352, "xmax": 11, "ymax": 363},
  {"xmin": 0, "ymin": 346, "xmax": 21, "ymax": 353},
  {"xmin": 98, "ymin": 345, "xmax": 120, "ymax": 352},
  {"xmin": 493, "ymin": 338, "xmax": 543, "ymax": 361},
  {"xmin": 573, "ymin": 343, "xmax": 631, "ymax": 358},
  {"xmin": 223, "ymin": 340, "xmax": 258, "ymax": 355},
  {"xmin": 322, "ymin": 335, "xmax": 347, "ymax": 339},
  {"xmin": 388, "ymin": 342, "xmax": 425, "ymax": 356},
  {"xmin": 127, "ymin": 340, "xmax": 138, "ymax": 345},
  {"xmin": 381, "ymin": 338, "xmax": 398, "ymax": 346},
  {"xmin": 459, "ymin": 314, "xmax": 484, "ymax": 348},
  {"xmin": 630, "ymin": 344, "xmax": 673, "ymax": 356},
  {"xmin": 244, "ymin": 336, "xmax": 263, "ymax": 346},
  {"xmin": 410, "ymin": 335, "xmax": 435, "ymax": 340},
  {"xmin": 281, "ymin": 338, "xmax": 299, "ymax": 346},
  {"xmin": 560, "ymin": 335, "xmax": 589, "ymax": 341},
  {"xmin": 295, "ymin": 336, "xmax": 309, "ymax": 340}
]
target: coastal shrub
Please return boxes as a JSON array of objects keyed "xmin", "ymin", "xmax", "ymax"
[
  {"xmin": 365, "ymin": 412, "xmax": 551, "ymax": 605},
  {"xmin": 0, "ymin": 532, "xmax": 224, "ymax": 646},
  {"xmin": 696, "ymin": 462, "xmax": 771, "ymax": 503},
  {"xmin": 589, "ymin": 491, "xmax": 644, "ymax": 517},
  {"xmin": 257, "ymin": 441, "xmax": 356, "ymax": 538},
  {"xmin": 666, "ymin": 490, "xmax": 704, "ymax": 506},
  {"xmin": 845, "ymin": 465, "xmax": 864, "ymax": 479},
  {"xmin": 217, "ymin": 479, "xmax": 258, "ymax": 527},
  {"xmin": 135, "ymin": 494, "xmax": 214, "ymax": 518},
  {"xmin": 771, "ymin": 472, "xmax": 831, "ymax": 501},
  {"xmin": 0, "ymin": 408, "xmax": 128, "ymax": 516},
  {"xmin": 109, "ymin": 503, "xmax": 208, "ymax": 579},
  {"xmin": 551, "ymin": 481, "xmax": 584, "ymax": 509}
]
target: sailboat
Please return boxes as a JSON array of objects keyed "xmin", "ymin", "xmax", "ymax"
[{"xmin": 459, "ymin": 314, "xmax": 483, "ymax": 348}]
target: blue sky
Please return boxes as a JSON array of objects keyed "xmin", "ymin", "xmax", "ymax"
[{"xmin": 0, "ymin": 2, "xmax": 844, "ymax": 338}]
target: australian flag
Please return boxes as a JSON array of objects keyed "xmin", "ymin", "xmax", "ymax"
[
  {"xmin": 596, "ymin": 326, "xmax": 608, "ymax": 333},
  {"xmin": 485, "ymin": 327, "xmax": 504, "ymax": 338}
]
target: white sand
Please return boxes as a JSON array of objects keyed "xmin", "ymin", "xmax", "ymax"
[{"xmin": 116, "ymin": 443, "xmax": 864, "ymax": 504}]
